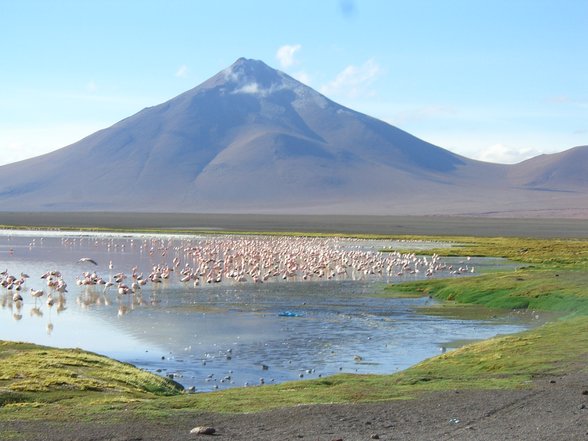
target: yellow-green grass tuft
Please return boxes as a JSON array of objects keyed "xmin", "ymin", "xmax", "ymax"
[{"xmin": 0, "ymin": 342, "xmax": 182, "ymax": 408}]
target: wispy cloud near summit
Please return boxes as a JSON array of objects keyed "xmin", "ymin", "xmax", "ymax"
[
  {"xmin": 320, "ymin": 59, "xmax": 382, "ymax": 99},
  {"xmin": 276, "ymin": 44, "xmax": 301, "ymax": 68}
]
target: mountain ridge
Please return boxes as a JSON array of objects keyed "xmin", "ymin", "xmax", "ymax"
[{"xmin": 0, "ymin": 58, "xmax": 586, "ymax": 218}]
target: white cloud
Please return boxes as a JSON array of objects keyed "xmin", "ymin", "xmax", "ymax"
[
  {"xmin": 233, "ymin": 82, "xmax": 261, "ymax": 95},
  {"xmin": 476, "ymin": 143, "xmax": 542, "ymax": 164},
  {"xmin": 223, "ymin": 67, "xmax": 241, "ymax": 83},
  {"xmin": 175, "ymin": 65, "xmax": 189, "ymax": 78},
  {"xmin": 276, "ymin": 44, "xmax": 301, "ymax": 69},
  {"xmin": 232, "ymin": 82, "xmax": 288, "ymax": 97},
  {"xmin": 292, "ymin": 71, "xmax": 311, "ymax": 85},
  {"xmin": 320, "ymin": 59, "xmax": 382, "ymax": 98}
]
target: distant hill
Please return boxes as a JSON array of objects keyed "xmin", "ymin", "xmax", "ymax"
[
  {"xmin": 0, "ymin": 58, "xmax": 586, "ymax": 218},
  {"xmin": 508, "ymin": 145, "xmax": 588, "ymax": 190}
]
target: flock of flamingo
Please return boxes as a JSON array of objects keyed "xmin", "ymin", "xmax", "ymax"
[
  {"xmin": 1, "ymin": 234, "xmax": 474, "ymax": 324},
  {"xmin": 0, "ymin": 234, "xmax": 482, "ymax": 389}
]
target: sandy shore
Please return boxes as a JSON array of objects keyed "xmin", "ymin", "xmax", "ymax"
[{"xmin": 1, "ymin": 212, "xmax": 588, "ymax": 238}]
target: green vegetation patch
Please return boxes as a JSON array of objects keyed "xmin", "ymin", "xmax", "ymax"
[
  {"xmin": 386, "ymin": 269, "xmax": 588, "ymax": 314},
  {"xmin": 395, "ymin": 315, "xmax": 588, "ymax": 386},
  {"xmin": 0, "ymin": 430, "xmax": 27, "ymax": 440},
  {"xmin": 388, "ymin": 236, "xmax": 588, "ymax": 268},
  {"xmin": 0, "ymin": 341, "xmax": 182, "ymax": 411}
]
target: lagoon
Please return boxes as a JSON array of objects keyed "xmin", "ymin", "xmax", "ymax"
[{"xmin": 0, "ymin": 231, "xmax": 531, "ymax": 391}]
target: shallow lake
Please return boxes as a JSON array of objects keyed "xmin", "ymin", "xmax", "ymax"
[{"xmin": 0, "ymin": 231, "xmax": 532, "ymax": 391}]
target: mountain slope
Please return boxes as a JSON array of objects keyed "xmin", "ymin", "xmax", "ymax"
[
  {"xmin": 508, "ymin": 145, "xmax": 588, "ymax": 190},
  {"xmin": 0, "ymin": 58, "xmax": 586, "ymax": 217}
]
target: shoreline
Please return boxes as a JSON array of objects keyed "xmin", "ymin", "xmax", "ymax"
[
  {"xmin": 2, "ymin": 211, "xmax": 588, "ymax": 238},
  {"xmin": 2, "ymin": 328, "xmax": 587, "ymax": 441}
]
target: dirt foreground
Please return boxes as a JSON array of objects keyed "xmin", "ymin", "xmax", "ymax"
[{"xmin": 4, "ymin": 370, "xmax": 587, "ymax": 441}]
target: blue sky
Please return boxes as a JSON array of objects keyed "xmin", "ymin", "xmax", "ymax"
[{"xmin": 1, "ymin": 0, "xmax": 586, "ymax": 166}]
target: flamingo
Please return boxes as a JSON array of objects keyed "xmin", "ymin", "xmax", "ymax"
[{"xmin": 30, "ymin": 288, "xmax": 44, "ymax": 299}]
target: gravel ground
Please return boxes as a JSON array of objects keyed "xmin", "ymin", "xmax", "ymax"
[
  {"xmin": 1, "ymin": 212, "xmax": 588, "ymax": 238},
  {"xmin": 5, "ymin": 370, "xmax": 587, "ymax": 441}
]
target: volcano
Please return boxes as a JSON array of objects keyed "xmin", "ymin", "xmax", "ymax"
[{"xmin": 0, "ymin": 58, "xmax": 586, "ymax": 217}]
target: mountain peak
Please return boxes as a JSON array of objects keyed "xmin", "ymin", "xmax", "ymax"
[
  {"xmin": 218, "ymin": 57, "xmax": 287, "ymax": 93},
  {"xmin": 2, "ymin": 58, "xmax": 586, "ymax": 217},
  {"xmin": 191, "ymin": 57, "xmax": 321, "ymax": 106},
  {"xmin": 230, "ymin": 57, "xmax": 269, "ymax": 70}
]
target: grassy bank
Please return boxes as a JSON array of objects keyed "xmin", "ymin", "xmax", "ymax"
[
  {"xmin": 387, "ymin": 269, "xmax": 588, "ymax": 314},
  {"xmin": 1, "ymin": 234, "xmax": 587, "ymax": 423},
  {"xmin": 0, "ymin": 342, "xmax": 181, "ymax": 410},
  {"xmin": 385, "ymin": 235, "xmax": 588, "ymax": 267},
  {"xmin": 384, "ymin": 235, "xmax": 588, "ymax": 313},
  {"xmin": 2, "ymin": 315, "xmax": 586, "ymax": 420}
]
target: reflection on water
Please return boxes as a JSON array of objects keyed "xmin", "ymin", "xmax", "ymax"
[{"xmin": 0, "ymin": 231, "xmax": 528, "ymax": 391}]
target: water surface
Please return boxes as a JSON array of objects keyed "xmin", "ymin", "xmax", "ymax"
[{"xmin": 0, "ymin": 231, "xmax": 529, "ymax": 391}]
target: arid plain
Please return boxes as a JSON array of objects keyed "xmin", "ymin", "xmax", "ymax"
[{"xmin": 2, "ymin": 212, "xmax": 588, "ymax": 238}]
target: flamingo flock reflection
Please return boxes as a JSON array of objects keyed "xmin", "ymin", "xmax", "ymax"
[{"xmin": 1, "ymin": 235, "xmax": 474, "ymax": 329}]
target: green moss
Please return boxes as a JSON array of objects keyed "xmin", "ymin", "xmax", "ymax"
[
  {"xmin": 387, "ymin": 269, "xmax": 588, "ymax": 314},
  {"xmin": 0, "ymin": 430, "xmax": 27, "ymax": 440},
  {"xmin": 0, "ymin": 342, "xmax": 182, "ymax": 408},
  {"xmin": 389, "ymin": 236, "xmax": 588, "ymax": 268}
]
